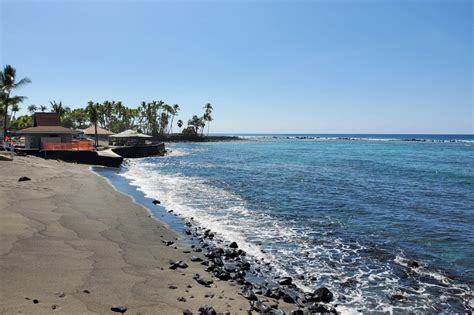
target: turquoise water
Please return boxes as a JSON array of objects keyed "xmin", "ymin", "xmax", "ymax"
[{"xmin": 114, "ymin": 135, "xmax": 473, "ymax": 312}]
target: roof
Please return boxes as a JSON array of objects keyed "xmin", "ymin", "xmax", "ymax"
[
  {"xmin": 16, "ymin": 126, "xmax": 81, "ymax": 135},
  {"xmin": 79, "ymin": 126, "xmax": 115, "ymax": 136},
  {"xmin": 33, "ymin": 113, "xmax": 60, "ymax": 126},
  {"xmin": 109, "ymin": 129, "xmax": 152, "ymax": 138}
]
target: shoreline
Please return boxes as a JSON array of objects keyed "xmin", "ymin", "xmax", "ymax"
[
  {"xmin": 0, "ymin": 156, "xmax": 254, "ymax": 314},
  {"xmin": 94, "ymin": 162, "xmax": 340, "ymax": 314}
]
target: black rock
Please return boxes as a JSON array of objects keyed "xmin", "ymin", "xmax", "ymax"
[
  {"xmin": 168, "ymin": 285, "xmax": 178, "ymax": 289},
  {"xmin": 279, "ymin": 277, "xmax": 292, "ymax": 286},
  {"xmin": 152, "ymin": 199, "xmax": 161, "ymax": 205},
  {"xmin": 407, "ymin": 260, "xmax": 419, "ymax": 268},
  {"xmin": 18, "ymin": 176, "xmax": 31, "ymax": 182},
  {"xmin": 241, "ymin": 286, "xmax": 257, "ymax": 301},
  {"xmin": 111, "ymin": 306, "xmax": 127, "ymax": 313},
  {"xmin": 306, "ymin": 303, "xmax": 333, "ymax": 313},
  {"xmin": 229, "ymin": 241, "xmax": 238, "ymax": 249},
  {"xmin": 193, "ymin": 275, "xmax": 214, "ymax": 286},
  {"xmin": 177, "ymin": 296, "xmax": 187, "ymax": 302},
  {"xmin": 183, "ymin": 310, "xmax": 193, "ymax": 315},
  {"xmin": 250, "ymin": 300, "xmax": 271, "ymax": 313},
  {"xmin": 289, "ymin": 310, "xmax": 304, "ymax": 315},
  {"xmin": 198, "ymin": 304, "xmax": 217, "ymax": 315},
  {"xmin": 312, "ymin": 287, "xmax": 333, "ymax": 303},
  {"xmin": 33, "ymin": 299, "xmax": 39, "ymax": 304},
  {"xmin": 83, "ymin": 290, "xmax": 90, "ymax": 294},
  {"xmin": 191, "ymin": 256, "xmax": 203, "ymax": 262}
]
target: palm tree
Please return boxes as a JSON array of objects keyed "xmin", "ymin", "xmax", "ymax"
[
  {"xmin": 0, "ymin": 65, "xmax": 31, "ymax": 138},
  {"xmin": 39, "ymin": 105, "xmax": 47, "ymax": 112},
  {"xmin": 50, "ymin": 100, "xmax": 70, "ymax": 118},
  {"xmin": 177, "ymin": 119, "xmax": 183, "ymax": 133},
  {"xmin": 11, "ymin": 103, "xmax": 20, "ymax": 121},
  {"xmin": 86, "ymin": 101, "xmax": 99, "ymax": 148},
  {"xmin": 168, "ymin": 104, "xmax": 180, "ymax": 134},
  {"xmin": 27, "ymin": 104, "xmax": 38, "ymax": 114},
  {"xmin": 203, "ymin": 103, "xmax": 213, "ymax": 136}
]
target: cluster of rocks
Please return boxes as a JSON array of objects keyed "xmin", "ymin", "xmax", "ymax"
[{"xmin": 182, "ymin": 218, "xmax": 337, "ymax": 315}]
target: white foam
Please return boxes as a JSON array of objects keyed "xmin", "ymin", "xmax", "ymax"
[{"xmin": 120, "ymin": 156, "xmax": 473, "ymax": 313}]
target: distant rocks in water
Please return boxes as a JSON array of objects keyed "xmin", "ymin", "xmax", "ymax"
[
  {"xmin": 110, "ymin": 305, "xmax": 128, "ymax": 313},
  {"xmin": 198, "ymin": 304, "xmax": 217, "ymax": 315},
  {"xmin": 229, "ymin": 241, "xmax": 238, "ymax": 249},
  {"xmin": 18, "ymin": 176, "xmax": 31, "ymax": 182},
  {"xmin": 407, "ymin": 260, "xmax": 420, "ymax": 268},
  {"xmin": 152, "ymin": 199, "xmax": 161, "ymax": 205}
]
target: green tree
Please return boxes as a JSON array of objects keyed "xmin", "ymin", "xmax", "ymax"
[
  {"xmin": 0, "ymin": 65, "xmax": 31, "ymax": 138},
  {"xmin": 27, "ymin": 104, "xmax": 38, "ymax": 114},
  {"xmin": 203, "ymin": 103, "xmax": 213, "ymax": 136},
  {"xmin": 177, "ymin": 119, "xmax": 183, "ymax": 132},
  {"xmin": 39, "ymin": 105, "xmax": 47, "ymax": 112}
]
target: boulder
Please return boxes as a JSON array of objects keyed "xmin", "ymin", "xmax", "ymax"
[
  {"xmin": 198, "ymin": 304, "xmax": 217, "ymax": 315},
  {"xmin": 110, "ymin": 306, "xmax": 127, "ymax": 313},
  {"xmin": 312, "ymin": 287, "xmax": 333, "ymax": 303}
]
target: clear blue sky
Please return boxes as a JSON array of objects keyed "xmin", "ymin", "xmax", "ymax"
[{"xmin": 1, "ymin": 0, "xmax": 472, "ymax": 134}]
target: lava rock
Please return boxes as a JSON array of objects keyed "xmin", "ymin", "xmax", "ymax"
[
  {"xmin": 177, "ymin": 296, "xmax": 187, "ymax": 302},
  {"xmin": 18, "ymin": 177, "xmax": 31, "ymax": 182},
  {"xmin": 229, "ymin": 242, "xmax": 238, "ymax": 249},
  {"xmin": 190, "ymin": 256, "xmax": 203, "ymax": 262},
  {"xmin": 407, "ymin": 260, "xmax": 419, "ymax": 268},
  {"xmin": 183, "ymin": 310, "xmax": 193, "ymax": 315},
  {"xmin": 289, "ymin": 310, "xmax": 304, "ymax": 315},
  {"xmin": 279, "ymin": 277, "xmax": 293, "ymax": 286},
  {"xmin": 169, "ymin": 261, "xmax": 189, "ymax": 269},
  {"xmin": 312, "ymin": 287, "xmax": 333, "ymax": 303},
  {"xmin": 198, "ymin": 304, "xmax": 217, "ymax": 315},
  {"xmin": 152, "ymin": 199, "xmax": 161, "ymax": 205},
  {"xmin": 110, "ymin": 306, "xmax": 127, "ymax": 313},
  {"xmin": 33, "ymin": 299, "xmax": 39, "ymax": 304},
  {"xmin": 193, "ymin": 275, "xmax": 214, "ymax": 286},
  {"xmin": 241, "ymin": 286, "xmax": 257, "ymax": 301},
  {"xmin": 250, "ymin": 300, "xmax": 271, "ymax": 313}
]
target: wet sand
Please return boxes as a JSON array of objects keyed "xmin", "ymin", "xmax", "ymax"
[{"xmin": 0, "ymin": 156, "xmax": 251, "ymax": 314}]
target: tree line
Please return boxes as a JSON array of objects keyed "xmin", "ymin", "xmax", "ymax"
[{"xmin": 1, "ymin": 65, "xmax": 214, "ymax": 139}]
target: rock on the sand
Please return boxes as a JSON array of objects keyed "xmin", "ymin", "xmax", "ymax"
[
  {"xmin": 111, "ymin": 305, "xmax": 127, "ymax": 313},
  {"xmin": 198, "ymin": 304, "xmax": 217, "ymax": 315},
  {"xmin": 18, "ymin": 176, "xmax": 31, "ymax": 182}
]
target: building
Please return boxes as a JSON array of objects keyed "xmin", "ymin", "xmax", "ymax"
[
  {"xmin": 78, "ymin": 125, "xmax": 114, "ymax": 141},
  {"xmin": 16, "ymin": 113, "xmax": 80, "ymax": 150}
]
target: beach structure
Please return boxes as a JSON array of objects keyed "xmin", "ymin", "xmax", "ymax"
[
  {"xmin": 16, "ymin": 113, "xmax": 81, "ymax": 150},
  {"xmin": 78, "ymin": 125, "xmax": 114, "ymax": 141},
  {"xmin": 109, "ymin": 129, "xmax": 152, "ymax": 146}
]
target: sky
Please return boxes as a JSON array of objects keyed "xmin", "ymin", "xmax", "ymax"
[{"xmin": 1, "ymin": 0, "xmax": 472, "ymax": 134}]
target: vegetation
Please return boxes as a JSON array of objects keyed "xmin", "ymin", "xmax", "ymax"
[
  {"xmin": 1, "ymin": 64, "xmax": 215, "ymax": 139},
  {"xmin": 0, "ymin": 65, "xmax": 31, "ymax": 138}
]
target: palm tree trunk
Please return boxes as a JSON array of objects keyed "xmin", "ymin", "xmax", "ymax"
[
  {"xmin": 207, "ymin": 123, "xmax": 210, "ymax": 136},
  {"xmin": 94, "ymin": 123, "xmax": 98, "ymax": 149},
  {"xmin": 2, "ymin": 93, "xmax": 10, "ymax": 139}
]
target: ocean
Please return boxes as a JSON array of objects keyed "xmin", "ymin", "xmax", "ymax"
[{"xmin": 96, "ymin": 134, "xmax": 473, "ymax": 313}]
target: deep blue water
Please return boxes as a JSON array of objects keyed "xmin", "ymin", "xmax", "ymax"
[{"xmin": 100, "ymin": 135, "xmax": 474, "ymax": 313}]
